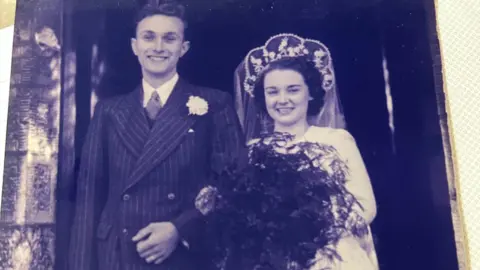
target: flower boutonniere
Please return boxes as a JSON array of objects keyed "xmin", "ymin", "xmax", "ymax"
[
  {"xmin": 186, "ymin": 96, "xmax": 209, "ymax": 116},
  {"xmin": 195, "ymin": 185, "xmax": 218, "ymax": 216}
]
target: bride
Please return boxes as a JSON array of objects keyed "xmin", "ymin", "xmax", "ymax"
[{"xmin": 210, "ymin": 34, "xmax": 379, "ymax": 270}]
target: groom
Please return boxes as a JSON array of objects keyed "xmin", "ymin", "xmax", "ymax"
[{"xmin": 68, "ymin": 2, "xmax": 243, "ymax": 269}]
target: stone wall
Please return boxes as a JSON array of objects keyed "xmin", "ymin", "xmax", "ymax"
[{"xmin": 0, "ymin": 0, "xmax": 62, "ymax": 268}]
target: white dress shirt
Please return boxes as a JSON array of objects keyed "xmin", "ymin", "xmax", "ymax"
[{"xmin": 142, "ymin": 73, "xmax": 179, "ymax": 108}]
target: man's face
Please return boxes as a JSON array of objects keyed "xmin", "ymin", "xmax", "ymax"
[{"xmin": 131, "ymin": 14, "xmax": 190, "ymax": 78}]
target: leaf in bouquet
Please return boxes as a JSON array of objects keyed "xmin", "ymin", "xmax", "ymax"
[
  {"xmin": 246, "ymin": 213, "xmax": 258, "ymax": 224},
  {"xmin": 256, "ymin": 220, "xmax": 267, "ymax": 231},
  {"xmin": 260, "ymin": 202, "xmax": 270, "ymax": 213},
  {"xmin": 324, "ymin": 246, "xmax": 343, "ymax": 261}
]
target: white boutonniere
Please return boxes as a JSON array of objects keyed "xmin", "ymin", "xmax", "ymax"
[{"xmin": 186, "ymin": 96, "xmax": 208, "ymax": 116}]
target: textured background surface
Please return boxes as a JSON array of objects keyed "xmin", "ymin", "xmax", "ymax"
[
  {"xmin": 0, "ymin": 0, "xmax": 62, "ymax": 266},
  {"xmin": 436, "ymin": 1, "xmax": 480, "ymax": 269}
]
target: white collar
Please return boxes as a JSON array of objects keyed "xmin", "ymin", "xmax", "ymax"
[{"xmin": 142, "ymin": 73, "xmax": 179, "ymax": 107}]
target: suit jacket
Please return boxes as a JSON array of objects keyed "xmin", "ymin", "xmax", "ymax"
[{"xmin": 69, "ymin": 79, "xmax": 244, "ymax": 270}]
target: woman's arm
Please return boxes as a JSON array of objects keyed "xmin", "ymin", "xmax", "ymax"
[{"xmin": 333, "ymin": 129, "xmax": 377, "ymax": 224}]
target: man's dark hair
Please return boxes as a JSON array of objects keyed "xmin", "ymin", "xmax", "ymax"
[{"xmin": 133, "ymin": 1, "xmax": 188, "ymax": 37}]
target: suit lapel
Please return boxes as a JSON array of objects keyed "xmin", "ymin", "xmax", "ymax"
[
  {"xmin": 124, "ymin": 79, "xmax": 197, "ymax": 192},
  {"xmin": 110, "ymin": 86, "xmax": 150, "ymax": 158}
]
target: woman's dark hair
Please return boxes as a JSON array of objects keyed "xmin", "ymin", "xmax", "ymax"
[
  {"xmin": 253, "ymin": 56, "xmax": 325, "ymax": 116},
  {"xmin": 133, "ymin": 1, "xmax": 188, "ymax": 38}
]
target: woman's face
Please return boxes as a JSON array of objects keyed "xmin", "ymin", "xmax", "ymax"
[{"xmin": 263, "ymin": 69, "xmax": 311, "ymax": 129}]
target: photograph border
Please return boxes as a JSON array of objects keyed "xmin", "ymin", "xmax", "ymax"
[{"xmin": 0, "ymin": 0, "xmax": 475, "ymax": 269}]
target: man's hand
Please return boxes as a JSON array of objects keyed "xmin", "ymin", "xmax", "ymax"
[{"xmin": 132, "ymin": 222, "xmax": 180, "ymax": 264}]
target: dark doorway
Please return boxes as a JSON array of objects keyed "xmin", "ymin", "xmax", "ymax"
[{"xmin": 55, "ymin": 1, "xmax": 459, "ymax": 270}]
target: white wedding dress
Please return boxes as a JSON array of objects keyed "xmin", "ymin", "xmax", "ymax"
[{"xmin": 292, "ymin": 126, "xmax": 379, "ymax": 270}]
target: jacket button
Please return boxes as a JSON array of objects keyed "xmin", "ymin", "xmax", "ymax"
[
  {"xmin": 122, "ymin": 228, "xmax": 128, "ymax": 236},
  {"xmin": 167, "ymin": 193, "xmax": 175, "ymax": 200},
  {"xmin": 123, "ymin": 194, "xmax": 130, "ymax": 201}
]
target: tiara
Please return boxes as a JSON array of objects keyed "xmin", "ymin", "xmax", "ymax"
[{"xmin": 243, "ymin": 33, "xmax": 335, "ymax": 97}]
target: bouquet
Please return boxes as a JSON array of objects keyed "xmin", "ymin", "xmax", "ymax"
[{"xmin": 212, "ymin": 133, "xmax": 368, "ymax": 270}]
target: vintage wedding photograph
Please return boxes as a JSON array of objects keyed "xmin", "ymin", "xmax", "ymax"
[{"xmin": 0, "ymin": 0, "xmax": 465, "ymax": 269}]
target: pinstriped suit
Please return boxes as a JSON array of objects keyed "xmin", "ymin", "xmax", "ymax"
[{"xmin": 69, "ymin": 78, "xmax": 244, "ymax": 270}]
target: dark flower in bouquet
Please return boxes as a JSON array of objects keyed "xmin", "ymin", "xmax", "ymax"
[{"xmin": 212, "ymin": 133, "xmax": 369, "ymax": 270}]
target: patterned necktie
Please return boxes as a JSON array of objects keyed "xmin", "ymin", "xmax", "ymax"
[{"xmin": 145, "ymin": 91, "xmax": 162, "ymax": 120}]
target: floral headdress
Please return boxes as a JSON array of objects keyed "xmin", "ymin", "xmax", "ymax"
[{"xmin": 243, "ymin": 33, "xmax": 335, "ymax": 97}]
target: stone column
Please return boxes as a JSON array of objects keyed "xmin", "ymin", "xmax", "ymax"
[{"xmin": 0, "ymin": 0, "xmax": 62, "ymax": 268}]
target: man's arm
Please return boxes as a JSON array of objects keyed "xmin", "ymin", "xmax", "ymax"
[
  {"xmin": 68, "ymin": 101, "xmax": 108, "ymax": 270},
  {"xmin": 171, "ymin": 92, "xmax": 244, "ymax": 249}
]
